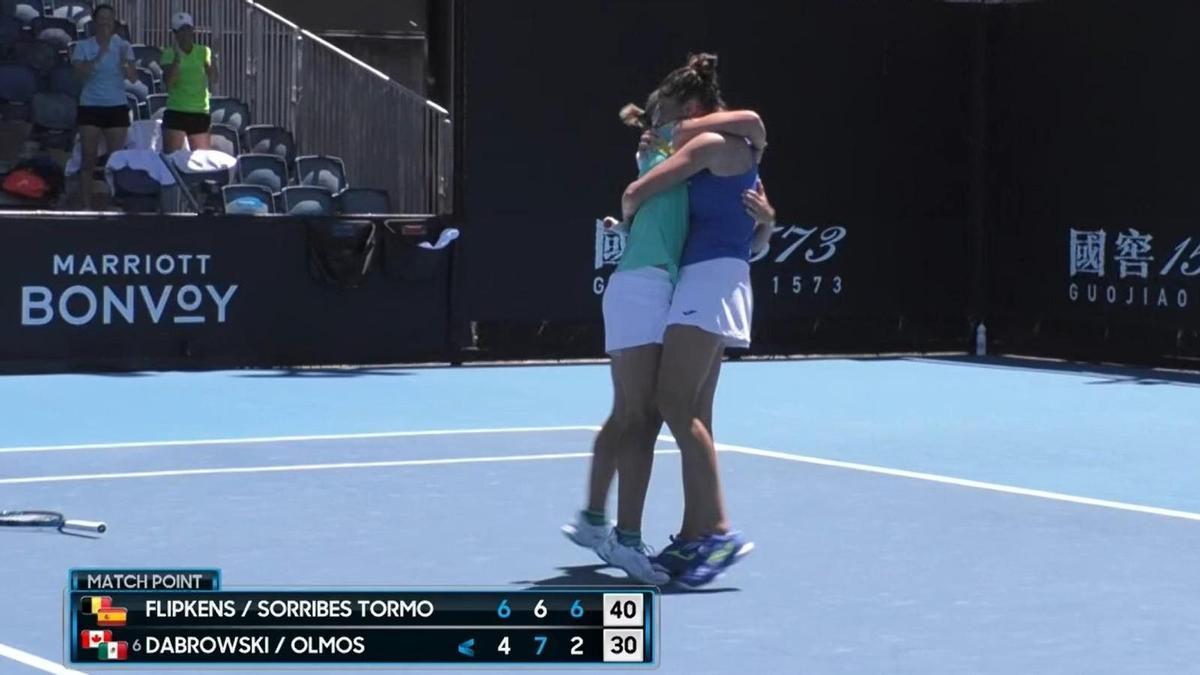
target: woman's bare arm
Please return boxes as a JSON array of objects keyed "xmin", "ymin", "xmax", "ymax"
[
  {"xmin": 620, "ymin": 132, "xmax": 725, "ymax": 221},
  {"xmin": 674, "ymin": 110, "xmax": 766, "ymax": 156}
]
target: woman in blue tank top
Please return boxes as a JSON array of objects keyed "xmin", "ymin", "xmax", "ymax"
[
  {"xmin": 614, "ymin": 53, "xmax": 766, "ymax": 587},
  {"xmin": 563, "ymin": 86, "xmax": 775, "ymax": 585}
]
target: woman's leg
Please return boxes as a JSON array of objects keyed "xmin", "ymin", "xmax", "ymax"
[
  {"xmin": 611, "ymin": 344, "xmax": 664, "ymax": 536},
  {"xmin": 102, "ymin": 126, "xmax": 128, "ymax": 158},
  {"xmin": 78, "ymin": 125, "xmax": 101, "ymax": 210},
  {"xmin": 187, "ymin": 132, "xmax": 211, "ymax": 150},
  {"xmin": 163, "ymin": 128, "xmax": 188, "ymax": 153},
  {"xmin": 677, "ymin": 349, "xmax": 722, "ymax": 540},
  {"xmin": 656, "ymin": 324, "xmax": 728, "ymax": 540},
  {"xmin": 567, "ymin": 344, "xmax": 661, "ymax": 548}
]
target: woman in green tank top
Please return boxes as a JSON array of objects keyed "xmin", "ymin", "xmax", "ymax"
[{"xmin": 562, "ymin": 88, "xmax": 774, "ymax": 583}]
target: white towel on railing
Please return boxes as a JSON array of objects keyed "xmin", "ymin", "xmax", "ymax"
[
  {"xmin": 103, "ymin": 150, "xmax": 178, "ymax": 195},
  {"xmin": 418, "ymin": 228, "xmax": 460, "ymax": 250},
  {"xmin": 170, "ymin": 149, "xmax": 237, "ymax": 176}
]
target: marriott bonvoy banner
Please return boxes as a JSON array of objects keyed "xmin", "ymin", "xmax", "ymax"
[
  {"xmin": 0, "ymin": 215, "xmax": 451, "ymax": 370},
  {"xmin": 22, "ymin": 252, "xmax": 239, "ymax": 327}
]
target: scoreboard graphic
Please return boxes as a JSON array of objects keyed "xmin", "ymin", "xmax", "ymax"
[{"xmin": 67, "ymin": 569, "xmax": 658, "ymax": 667}]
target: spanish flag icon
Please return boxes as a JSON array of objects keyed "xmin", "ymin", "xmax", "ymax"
[
  {"xmin": 80, "ymin": 596, "xmax": 112, "ymax": 615},
  {"xmin": 97, "ymin": 641, "xmax": 128, "ymax": 661},
  {"xmin": 96, "ymin": 607, "xmax": 127, "ymax": 627},
  {"xmin": 80, "ymin": 630, "xmax": 112, "ymax": 649}
]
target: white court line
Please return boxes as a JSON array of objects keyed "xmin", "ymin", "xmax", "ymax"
[
  {"xmin": 715, "ymin": 442, "xmax": 1200, "ymax": 523},
  {"xmin": 0, "ymin": 425, "xmax": 601, "ymax": 455},
  {"xmin": 6, "ymin": 425, "xmax": 1198, "ymax": 523},
  {"xmin": 0, "ymin": 450, "xmax": 681, "ymax": 485},
  {"xmin": 0, "ymin": 642, "xmax": 86, "ymax": 674}
]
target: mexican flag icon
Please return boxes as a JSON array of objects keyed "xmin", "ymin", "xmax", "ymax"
[{"xmin": 97, "ymin": 641, "xmax": 128, "ymax": 661}]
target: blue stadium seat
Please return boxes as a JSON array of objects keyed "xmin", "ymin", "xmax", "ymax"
[
  {"xmin": 52, "ymin": 2, "xmax": 92, "ymax": 35},
  {"xmin": 222, "ymin": 183, "xmax": 274, "ymax": 215},
  {"xmin": 209, "ymin": 123, "xmax": 240, "ymax": 157},
  {"xmin": 0, "ymin": 15, "xmax": 23, "ymax": 56},
  {"xmin": 336, "ymin": 188, "xmax": 391, "ymax": 215},
  {"xmin": 46, "ymin": 62, "xmax": 79, "ymax": 97},
  {"xmin": 281, "ymin": 186, "xmax": 334, "ymax": 216},
  {"xmin": 242, "ymin": 124, "xmax": 295, "ymax": 168},
  {"xmin": 134, "ymin": 66, "xmax": 156, "ymax": 96},
  {"xmin": 295, "ymin": 155, "xmax": 347, "ymax": 195},
  {"xmin": 125, "ymin": 92, "xmax": 143, "ymax": 121},
  {"xmin": 15, "ymin": 39, "xmax": 61, "ymax": 76},
  {"xmin": 31, "ymin": 91, "xmax": 76, "ymax": 150},
  {"xmin": 31, "ymin": 17, "xmax": 76, "ymax": 50},
  {"xmin": 236, "ymin": 153, "xmax": 287, "ymax": 195},
  {"xmin": 146, "ymin": 93, "xmax": 167, "ymax": 118},
  {"xmin": 131, "ymin": 44, "xmax": 161, "ymax": 68},
  {"xmin": 51, "ymin": 0, "xmax": 92, "ymax": 25},
  {"xmin": 11, "ymin": 0, "xmax": 45, "ymax": 25},
  {"xmin": 0, "ymin": 63, "xmax": 39, "ymax": 121},
  {"xmin": 209, "ymin": 96, "xmax": 251, "ymax": 134}
]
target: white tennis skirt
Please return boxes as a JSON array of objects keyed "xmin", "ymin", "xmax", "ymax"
[
  {"xmin": 666, "ymin": 258, "xmax": 753, "ymax": 348},
  {"xmin": 602, "ymin": 266, "xmax": 674, "ymax": 354}
]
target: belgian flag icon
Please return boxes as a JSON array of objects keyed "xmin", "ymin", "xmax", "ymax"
[{"xmin": 80, "ymin": 596, "xmax": 112, "ymax": 615}]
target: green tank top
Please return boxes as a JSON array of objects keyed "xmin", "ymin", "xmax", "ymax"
[{"xmin": 616, "ymin": 124, "xmax": 689, "ymax": 282}]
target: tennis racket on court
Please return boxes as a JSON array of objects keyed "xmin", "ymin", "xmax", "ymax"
[{"xmin": 0, "ymin": 510, "xmax": 106, "ymax": 535}]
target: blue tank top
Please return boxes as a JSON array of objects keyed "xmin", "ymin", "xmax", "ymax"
[{"xmin": 681, "ymin": 161, "xmax": 759, "ymax": 266}]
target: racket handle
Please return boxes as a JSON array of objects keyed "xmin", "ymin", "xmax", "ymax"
[{"xmin": 62, "ymin": 519, "xmax": 107, "ymax": 534}]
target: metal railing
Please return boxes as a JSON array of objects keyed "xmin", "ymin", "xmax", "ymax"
[{"xmin": 109, "ymin": 0, "xmax": 452, "ymax": 215}]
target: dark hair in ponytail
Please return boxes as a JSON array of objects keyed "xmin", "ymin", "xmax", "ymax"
[{"xmin": 656, "ymin": 52, "xmax": 724, "ymax": 114}]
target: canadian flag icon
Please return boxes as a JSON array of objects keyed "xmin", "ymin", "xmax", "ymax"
[{"xmin": 80, "ymin": 630, "xmax": 112, "ymax": 650}]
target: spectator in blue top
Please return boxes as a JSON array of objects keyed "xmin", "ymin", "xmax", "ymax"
[{"xmin": 70, "ymin": 3, "xmax": 137, "ymax": 209}]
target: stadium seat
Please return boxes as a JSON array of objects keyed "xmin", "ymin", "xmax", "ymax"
[
  {"xmin": 209, "ymin": 123, "xmax": 240, "ymax": 157},
  {"xmin": 222, "ymin": 183, "xmax": 274, "ymax": 215},
  {"xmin": 134, "ymin": 67, "xmax": 156, "ymax": 96},
  {"xmin": 46, "ymin": 62, "xmax": 79, "ymax": 98},
  {"xmin": 0, "ymin": 63, "xmax": 39, "ymax": 121},
  {"xmin": 209, "ymin": 96, "xmax": 251, "ymax": 134},
  {"xmin": 242, "ymin": 124, "xmax": 295, "ymax": 167},
  {"xmin": 132, "ymin": 44, "xmax": 161, "ymax": 69},
  {"xmin": 125, "ymin": 92, "xmax": 143, "ymax": 121},
  {"xmin": 11, "ymin": 0, "xmax": 44, "ymax": 25},
  {"xmin": 0, "ymin": 15, "xmax": 23, "ymax": 56},
  {"xmin": 51, "ymin": 1, "xmax": 92, "ymax": 33},
  {"xmin": 295, "ymin": 155, "xmax": 347, "ymax": 195},
  {"xmin": 15, "ymin": 39, "xmax": 61, "ymax": 76},
  {"xmin": 281, "ymin": 186, "xmax": 334, "ymax": 216},
  {"xmin": 236, "ymin": 153, "xmax": 287, "ymax": 194},
  {"xmin": 146, "ymin": 93, "xmax": 167, "ymax": 118},
  {"xmin": 30, "ymin": 17, "xmax": 75, "ymax": 50},
  {"xmin": 30, "ymin": 91, "xmax": 75, "ymax": 150},
  {"xmin": 336, "ymin": 188, "xmax": 391, "ymax": 215}
]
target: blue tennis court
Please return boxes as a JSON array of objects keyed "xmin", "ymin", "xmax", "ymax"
[{"xmin": 4, "ymin": 357, "xmax": 1200, "ymax": 674}]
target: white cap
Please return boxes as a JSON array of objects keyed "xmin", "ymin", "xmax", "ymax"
[{"xmin": 171, "ymin": 12, "xmax": 194, "ymax": 31}]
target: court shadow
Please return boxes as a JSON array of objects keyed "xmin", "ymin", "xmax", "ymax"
[
  {"xmin": 911, "ymin": 355, "xmax": 1200, "ymax": 388},
  {"xmin": 236, "ymin": 368, "xmax": 416, "ymax": 378},
  {"xmin": 515, "ymin": 565, "xmax": 740, "ymax": 595}
]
